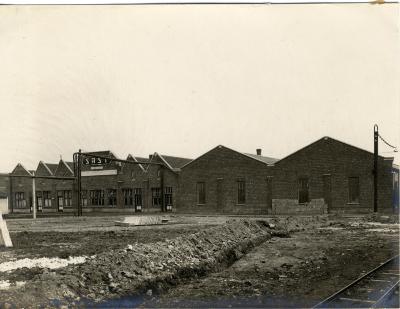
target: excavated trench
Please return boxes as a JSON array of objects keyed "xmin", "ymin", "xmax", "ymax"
[
  {"xmin": 76, "ymin": 220, "xmax": 288, "ymax": 308},
  {"xmin": 4, "ymin": 219, "xmax": 294, "ymax": 308},
  {"xmin": 90, "ymin": 223, "xmax": 290, "ymax": 308}
]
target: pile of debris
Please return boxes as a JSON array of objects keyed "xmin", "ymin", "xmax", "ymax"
[{"xmin": 13, "ymin": 220, "xmax": 282, "ymax": 307}]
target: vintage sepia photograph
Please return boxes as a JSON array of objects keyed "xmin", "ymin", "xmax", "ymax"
[{"xmin": 0, "ymin": 2, "xmax": 399, "ymax": 308}]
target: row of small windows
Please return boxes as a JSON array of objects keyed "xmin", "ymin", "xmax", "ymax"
[
  {"xmin": 14, "ymin": 187, "xmax": 174, "ymax": 208},
  {"xmin": 15, "ymin": 191, "xmax": 72, "ymax": 209},
  {"xmin": 196, "ymin": 177, "xmax": 361, "ymax": 205}
]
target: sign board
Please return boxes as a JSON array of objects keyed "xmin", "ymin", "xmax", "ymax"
[
  {"xmin": 82, "ymin": 157, "xmax": 110, "ymax": 166},
  {"xmin": 81, "ymin": 170, "xmax": 118, "ymax": 177}
]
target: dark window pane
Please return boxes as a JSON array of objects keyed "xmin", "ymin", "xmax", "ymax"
[
  {"xmin": 197, "ymin": 182, "xmax": 205, "ymax": 204},
  {"xmin": 237, "ymin": 180, "xmax": 246, "ymax": 204},
  {"xmin": 298, "ymin": 178, "xmax": 309, "ymax": 203},
  {"xmin": 349, "ymin": 177, "xmax": 360, "ymax": 203}
]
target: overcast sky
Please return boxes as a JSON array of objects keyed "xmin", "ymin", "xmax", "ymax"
[{"xmin": 0, "ymin": 4, "xmax": 399, "ymax": 171}]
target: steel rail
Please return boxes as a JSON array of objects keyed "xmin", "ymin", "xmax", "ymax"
[
  {"xmin": 373, "ymin": 279, "xmax": 400, "ymax": 308},
  {"xmin": 313, "ymin": 255, "xmax": 399, "ymax": 308}
]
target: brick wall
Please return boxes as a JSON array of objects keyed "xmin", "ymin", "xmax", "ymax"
[
  {"xmin": 177, "ymin": 146, "xmax": 273, "ymax": 214},
  {"xmin": 9, "ymin": 165, "xmax": 32, "ymax": 213},
  {"xmin": 272, "ymin": 137, "xmax": 394, "ymax": 213}
]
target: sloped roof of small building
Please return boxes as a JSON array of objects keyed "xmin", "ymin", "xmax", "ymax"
[
  {"xmin": 145, "ymin": 153, "xmax": 193, "ymax": 172},
  {"xmin": 243, "ymin": 153, "xmax": 279, "ymax": 165},
  {"xmin": 66, "ymin": 162, "xmax": 74, "ymax": 171},
  {"xmin": 10, "ymin": 163, "xmax": 32, "ymax": 176},
  {"xmin": 45, "ymin": 163, "xmax": 59, "ymax": 175},
  {"xmin": 181, "ymin": 145, "xmax": 277, "ymax": 169},
  {"xmin": 159, "ymin": 155, "xmax": 193, "ymax": 169},
  {"xmin": 274, "ymin": 136, "xmax": 390, "ymax": 164}
]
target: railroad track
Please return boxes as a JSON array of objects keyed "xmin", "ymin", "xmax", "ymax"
[{"xmin": 314, "ymin": 255, "xmax": 399, "ymax": 308}]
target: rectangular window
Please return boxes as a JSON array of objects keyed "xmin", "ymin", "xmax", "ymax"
[
  {"xmin": 81, "ymin": 190, "xmax": 88, "ymax": 206},
  {"xmin": 37, "ymin": 191, "xmax": 43, "ymax": 208},
  {"xmin": 348, "ymin": 177, "xmax": 360, "ymax": 203},
  {"xmin": 237, "ymin": 180, "xmax": 246, "ymax": 204},
  {"xmin": 123, "ymin": 189, "xmax": 133, "ymax": 206},
  {"xmin": 90, "ymin": 190, "xmax": 104, "ymax": 206},
  {"xmin": 298, "ymin": 178, "xmax": 309, "ymax": 204},
  {"xmin": 43, "ymin": 191, "xmax": 52, "ymax": 207},
  {"xmin": 57, "ymin": 191, "xmax": 63, "ymax": 207},
  {"xmin": 134, "ymin": 188, "xmax": 142, "ymax": 207},
  {"xmin": 108, "ymin": 189, "xmax": 117, "ymax": 206},
  {"xmin": 64, "ymin": 190, "xmax": 72, "ymax": 207},
  {"xmin": 15, "ymin": 192, "xmax": 26, "ymax": 208},
  {"xmin": 151, "ymin": 188, "xmax": 161, "ymax": 207},
  {"xmin": 197, "ymin": 182, "xmax": 206, "ymax": 205},
  {"xmin": 165, "ymin": 186, "xmax": 173, "ymax": 206}
]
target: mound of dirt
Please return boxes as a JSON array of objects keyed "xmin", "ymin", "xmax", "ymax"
[{"xmin": 4, "ymin": 219, "xmax": 281, "ymax": 307}]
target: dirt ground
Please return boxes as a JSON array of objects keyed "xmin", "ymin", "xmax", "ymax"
[
  {"xmin": 0, "ymin": 214, "xmax": 399, "ymax": 308},
  {"xmin": 144, "ymin": 220, "xmax": 399, "ymax": 308}
]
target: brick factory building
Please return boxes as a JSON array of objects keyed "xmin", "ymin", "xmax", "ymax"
[
  {"xmin": 4, "ymin": 136, "xmax": 400, "ymax": 215},
  {"xmin": 7, "ymin": 151, "xmax": 191, "ymax": 214}
]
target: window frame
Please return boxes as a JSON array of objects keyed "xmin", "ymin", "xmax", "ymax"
[
  {"xmin": 298, "ymin": 177, "xmax": 310, "ymax": 204},
  {"xmin": 165, "ymin": 186, "xmax": 173, "ymax": 206},
  {"xmin": 348, "ymin": 176, "xmax": 360, "ymax": 204},
  {"xmin": 237, "ymin": 179, "xmax": 246, "ymax": 205},
  {"xmin": 197, "ymin": 182, "xmax": 206, "ymax": 205},
  {"xmin": 43, "ymin": 191, "xmax": 52, "ymax": 207},
  {"xmin": 151, "ymin": 187, "xmax": 161, "ymax": 207},
  {"xmin": 134, "ymin": 188, "xmax": 142, "ymax": 207},
  {"xmin": 107, "ymin": 189, "xmax": 117, "ymax": 206},
  {"xmin": 15, "ymin": 192, "xmax": 26, "ymax": 208},
  {"xmin": 90, "ymin": 189, "xmax": 105, "ymax": 206},
  {"xmin": 123, "ymin": 188, "xmax": 133, "ymax": 206}
]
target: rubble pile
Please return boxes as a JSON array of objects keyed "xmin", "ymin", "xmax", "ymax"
[{"xmin": 26, "ymin": 219, "xmax": 280, "ymax": 306}]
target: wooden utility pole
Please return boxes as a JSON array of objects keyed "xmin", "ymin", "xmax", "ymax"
[{"xmin": 374, "ymin": 124, "xmax": 378, "ymax": 213}]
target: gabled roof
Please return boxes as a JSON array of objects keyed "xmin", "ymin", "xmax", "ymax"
[
  {"xmin": 11, "ymin": 163, "xmax": 32, "ymax": 176},
  {"xmin": 38, "ymin": 161, "xmax": 58, "ymax": 176},
  {"xmin": 126, "ymin": 154, "xmax": 148, "ymax": 171},
  {"xmin": 55, "ymin": 160, "xmax": 74, "ymax": 176},
  {"xmin": 159, "ymin": 155, "xmax": 193, "ymax": 170},
  {"xmin": 274, "ymin": 136, "xmax": 389, "ymax": 164},
  {"xmin": 181, "ymin": 145, "xmax": 277, "ymax": 169},
  {"xmin": 45, "ymin": 163, "xmax": 58, "ymax": 175},
  {"xmin": 66, "ymin": 162, "xmax": 74, "ymax": 172}
]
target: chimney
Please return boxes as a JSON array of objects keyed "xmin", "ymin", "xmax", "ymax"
[{"xmin": 256, "ymin": 149, "xmax": 262, "ymax": 156}]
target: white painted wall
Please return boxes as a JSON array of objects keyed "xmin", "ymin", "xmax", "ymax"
[{"xmin": 0, "ymin": 198, "xmax": 9, "ymax": 215}]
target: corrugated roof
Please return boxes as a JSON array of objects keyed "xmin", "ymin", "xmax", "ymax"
[{"xmin": 243, "ymin": 153, "xmax": 279, "ymax": 165}]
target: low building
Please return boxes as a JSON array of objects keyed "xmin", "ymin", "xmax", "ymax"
[
  {"xmin": 8, "ymin": 151, "xmax": 192, "ymax": 214},
  {"xmin": 272, "ymin": 137, "xmax": 396, "ymax": 214},
  {"xmin": 176, "ymin": 137, "xmax": 398, "ymax": 214},
  {"xmin": 5, "ymin": 136, "xmax": 399, "ymax": 215},
  {"xmin": 176, "ymin": 145, "xmax": 277, "ymax": 214}
]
